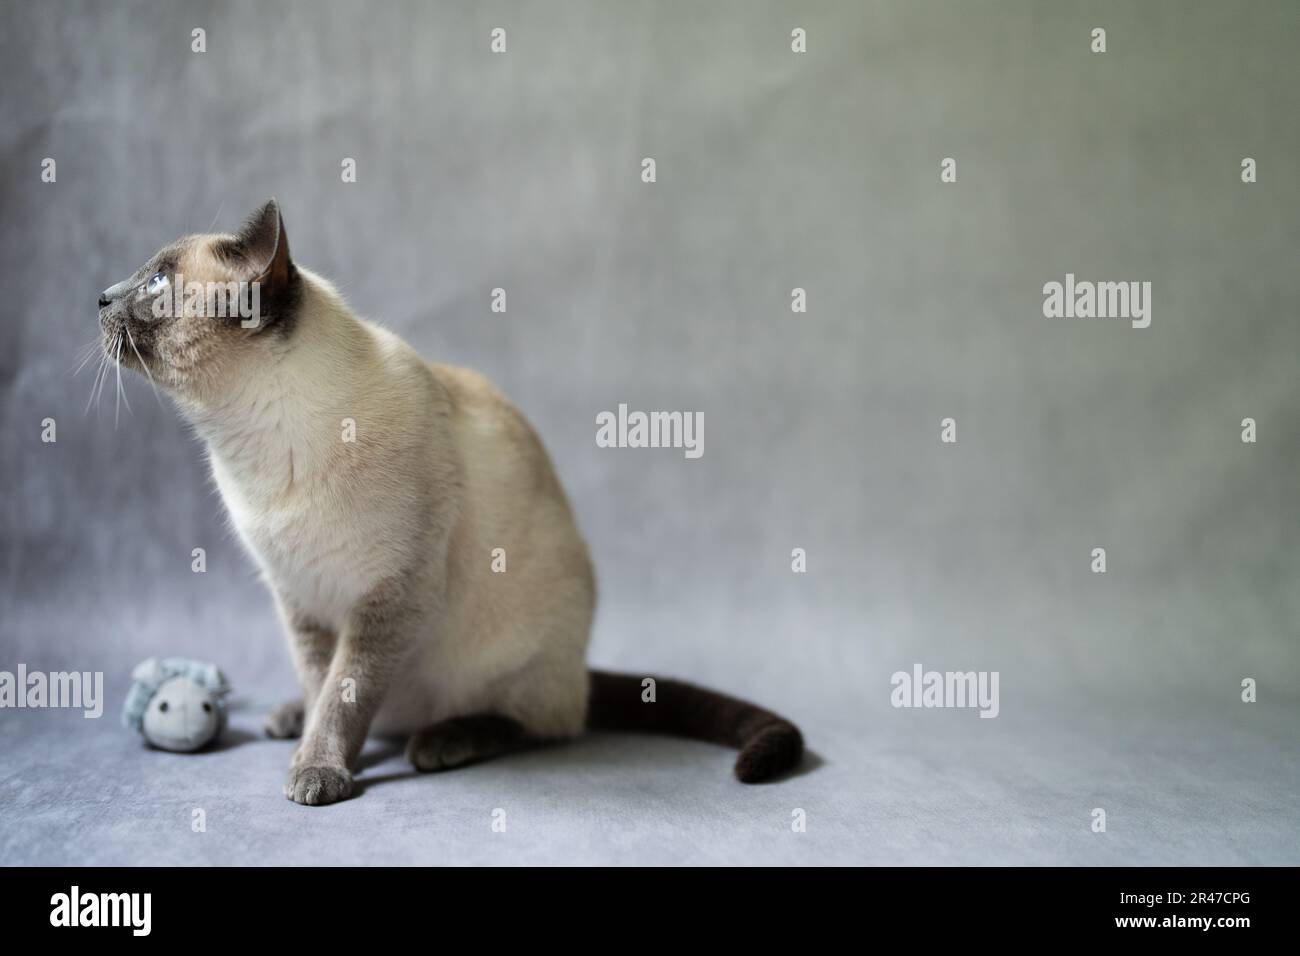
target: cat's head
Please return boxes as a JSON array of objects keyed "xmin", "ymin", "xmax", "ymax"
[{"xmin": 96, "ymin": 199, "xmax": 301, "ymax": 396}]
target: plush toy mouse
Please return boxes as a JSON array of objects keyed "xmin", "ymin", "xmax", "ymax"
[{"xmin": 122, "ymin": 657, "xmax": 230, "ymax": 752}]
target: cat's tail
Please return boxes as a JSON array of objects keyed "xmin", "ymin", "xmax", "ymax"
[{"xmin": 586, "ymin": 669, "xmax": 803, "ymax": 783}]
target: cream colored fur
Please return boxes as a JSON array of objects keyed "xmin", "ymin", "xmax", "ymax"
[
  {"xmin": 100, "ymin": 204, "xmax": 800, "ymax": 799},
  {"xmin": 181, "ymin": 266, "xmax": 595, "ymax": 742}
]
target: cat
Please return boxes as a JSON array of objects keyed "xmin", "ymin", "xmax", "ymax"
[{"xmin": 96, "ymin": 199, "xmax": 803, "ymax": 804}]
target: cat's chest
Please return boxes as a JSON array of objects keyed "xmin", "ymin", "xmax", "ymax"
[{"xmin": 210, "ymin": 458, "xmax": 382, "ymax": 622}]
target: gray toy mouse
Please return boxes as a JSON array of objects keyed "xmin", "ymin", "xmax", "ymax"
[{"xmin": 122, "ymin": 657, "xmax": 230, "ymax": 752}]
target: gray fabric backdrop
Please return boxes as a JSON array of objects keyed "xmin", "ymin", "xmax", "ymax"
[{"xmin": 1, "ymin": 0, "xmax": 1297, "ymax": 865}]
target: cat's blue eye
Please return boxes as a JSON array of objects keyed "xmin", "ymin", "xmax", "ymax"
[{"xmin": 145, "ymin": 272, "xmax": 168, "ymax": 295}]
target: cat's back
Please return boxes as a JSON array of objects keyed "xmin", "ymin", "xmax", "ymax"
[
  {"xmin": 428, "ymin": 362, "xmax": 565, "ymax": 498},
  {"xmin": 428, "ymin": 361, "xmax": 587, "ymax": 573}
]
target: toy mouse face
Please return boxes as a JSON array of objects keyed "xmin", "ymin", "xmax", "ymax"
[{"xmin": 141, "ymin": 675, "xmax": 221, "ymax": 752}]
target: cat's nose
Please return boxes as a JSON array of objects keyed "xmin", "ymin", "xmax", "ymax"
[{"xmin": 98, "ymin": 292, "xmax": 111, "ymax": 308}]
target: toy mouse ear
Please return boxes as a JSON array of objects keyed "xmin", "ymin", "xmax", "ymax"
[
  {"xmin": 131, "ymin": 657, "xmax": 165, "ymax": 684},
  {"xmin": 200, "ymin": 663, "xmax": 230, "ymax": 695}
]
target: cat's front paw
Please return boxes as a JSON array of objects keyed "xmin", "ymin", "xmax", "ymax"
[
  {"xmin": 264, "ymin": 698, "xmax": 305, "ymax": 739},
  {"xmin": 284, "ymin": 765, "xmax": 353, "ymax": 806}
]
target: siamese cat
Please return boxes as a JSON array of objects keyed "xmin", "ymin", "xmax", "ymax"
[{"xmin": 96, "ymin": 200, "xmax": 802, "ymax": 804}]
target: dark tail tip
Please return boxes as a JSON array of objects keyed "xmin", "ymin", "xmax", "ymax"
[
  {"xmin": 734, "ymin": 720, "xmax": 804, "ymax": 783},
  {"xmin": 587, "ymin": 670, "xmax": 806, "ymax": 783}
]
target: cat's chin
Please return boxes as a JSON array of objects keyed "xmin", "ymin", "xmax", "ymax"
[
  {"xmin": 100, "ymin": 330, "xmax": 153, "ymax": 372},
  {"xmin": 118, "ymin": 345, "xmax": 150, "ymax": 369}
]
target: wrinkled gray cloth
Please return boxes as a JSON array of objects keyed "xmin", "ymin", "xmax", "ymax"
[{"xmin": 1, "ymin": 0, "xmax": 1297, "ymax": 864}]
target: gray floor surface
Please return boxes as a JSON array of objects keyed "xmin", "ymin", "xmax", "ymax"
[{"xmin": 3, "ymin": 685, "xmax": 1295, "ymax": 866}]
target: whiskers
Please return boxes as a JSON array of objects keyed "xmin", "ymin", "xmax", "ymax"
[
  {"xmin": 77, "ymin": 326, "xmax": 164, "ymax": 425},
  {"xmin": 70, "ymin": 337, "xmax": 102, "ymax": 377},
  {"xmin": 80, "ymin": 331, "xmax": 130, "ymax": 426},
  {"xmin": 113, "ymin": 335, "xmax": 132, "ymax": 427},
  {"xmin": 123, "ymin": 324, "xmax": 163, "ymax": 408},
  {"xmin": 82, "ymin": 335, "xmax": 113, "ymax": 417}
]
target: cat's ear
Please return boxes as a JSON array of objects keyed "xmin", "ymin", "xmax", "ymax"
[
  {"xmin": 226, "ymin": 198, "xmax": 293, "ymax": 290},
  {"xmin": 216, "ymin": 199, "xmax": 298, "ymax": 329}
]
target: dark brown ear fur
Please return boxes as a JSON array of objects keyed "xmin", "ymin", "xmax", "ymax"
[{"xmin": 215, "ymin": 198, "xmax": 301, "ymax": 334}]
